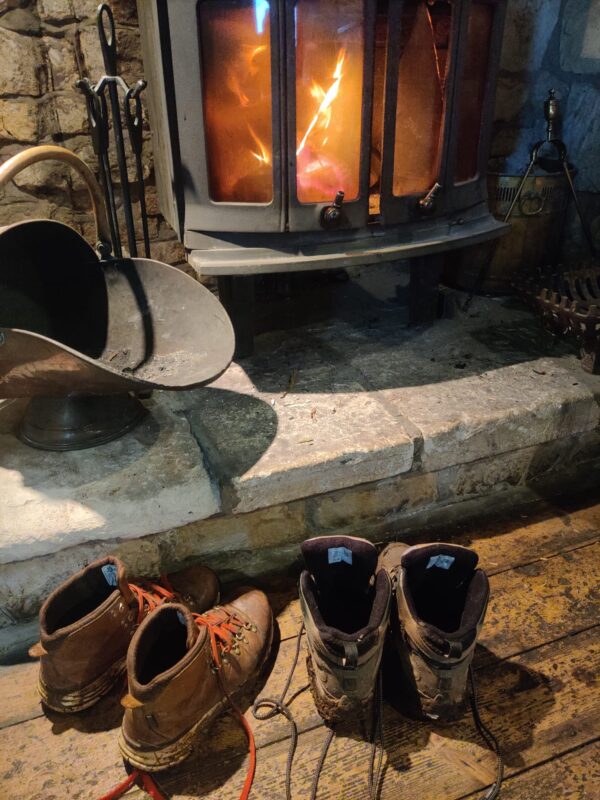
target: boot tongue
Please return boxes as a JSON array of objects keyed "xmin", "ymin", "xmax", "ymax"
[
  {"xmin": 99, "ymin": 557, "xmax": 133, "ymax": 603},
  {"xmin": 402, "ymin": 544, "xmax": 478, "ymax": 591},
  {"xmin": 301, "ymin": 536, "xmax": 377, "ymax": 592}
]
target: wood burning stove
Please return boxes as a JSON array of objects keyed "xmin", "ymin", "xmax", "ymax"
[{"xmin": 139, "ymin": 0, "xmax": 509, "ymax": 353}]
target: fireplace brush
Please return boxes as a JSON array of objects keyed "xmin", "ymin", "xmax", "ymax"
[{"xmin": 76, "ymin": 2, "xmax": 151, "ymax": 260}]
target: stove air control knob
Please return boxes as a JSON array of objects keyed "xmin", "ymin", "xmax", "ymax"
[{"xmin": 321, "ymin": 190, "xmax": 345, "ymax": 230}]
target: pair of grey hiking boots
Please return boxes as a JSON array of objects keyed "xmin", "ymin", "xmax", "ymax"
[{"xmin": 299, "ymin": 535, "xmax": 489, "ymax": 724}]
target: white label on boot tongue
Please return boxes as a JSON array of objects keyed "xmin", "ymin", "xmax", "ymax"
[
  {"xmin": 101, "ymin": 564, "xmax": 118, "ymax": 586},
  {"xmin": 427, "ymin": 555, "xmax": 455, "ymax": 570},
  {"xmin": 328, "ymin": 547, "xmax": 353, "ymax": 565}
]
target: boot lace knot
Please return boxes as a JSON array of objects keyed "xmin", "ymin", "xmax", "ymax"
[{"xmin": 128, "ymin": 577, "xmax": 177, "ymax": 624}]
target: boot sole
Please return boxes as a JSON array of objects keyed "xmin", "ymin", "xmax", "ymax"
[
  {"xmin": 306, "ymin": 652, "xmax": 373, "ymax": 725},
  {"xmin": 39, "ymin": 657, "xmax": 126, "ymax": 713},
  {"xmin": 118, "ymin": 614, "xmax": 275, "ymax": 772}
]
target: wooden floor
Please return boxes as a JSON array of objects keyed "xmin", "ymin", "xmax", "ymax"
[{"xmin": 1, "ymin": 489, "xmax": 599, "ymax": 799}]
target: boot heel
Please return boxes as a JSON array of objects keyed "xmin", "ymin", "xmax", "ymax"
[
  {"xmin": 39, "ymin": 657, "xmax": 126, "ymax": 713},
  {"xmin": 118, "ymin": 716, "xmax": 204, "ymax": 771}
]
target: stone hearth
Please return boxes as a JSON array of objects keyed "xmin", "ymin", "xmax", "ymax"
[{"xmin": 2, "ymin": 264, "xmax": 600, "ymax": 655}]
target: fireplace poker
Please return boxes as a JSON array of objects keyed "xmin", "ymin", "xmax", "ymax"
[
  {"xmin": 97, "ymin": 3, "xmax": 138, "ymax": 257},
  {"xmin": 124, "ymin": 81, "xmax": 151, "ymax": 258},
  {"xmin": 77, "ymin": 77, "xmax": 121, "ymax": 257}
]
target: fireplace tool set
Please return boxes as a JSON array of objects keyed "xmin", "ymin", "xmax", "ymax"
[
  {"xmin": 510, "ymin": 92, "xmax": 600, "ymax": 374},
  {"xmin": 0, "ymin": 3, "xmax": 235, "ymax": 452},
  {"xmin": 76, "ymin": 3, "xmax": 151, "ymax": 260}
]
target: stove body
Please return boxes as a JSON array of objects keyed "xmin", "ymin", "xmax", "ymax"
[{"xmin": 139, "ymin": 0, "xmax": 509, "ymax": 350}]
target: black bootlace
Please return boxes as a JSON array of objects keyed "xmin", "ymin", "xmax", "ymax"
[
  {"xmin": 252, "ymin": 629, "xmax": 503, "ymax": 800},
  {"xmin": 469, "ymin": 665, "xmax": 504, "ymax": 800},
  {"xmin": 251, "ymin": 623, "xmax": 309, "ymax": 800}
]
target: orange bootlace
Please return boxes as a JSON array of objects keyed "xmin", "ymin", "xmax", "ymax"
[
  {"xmin": 97, "ymin": 605, "xmax": 259, "ymax": 800},
  {"xmin": 96, "ymin": 768, "xmax": 166, "ymax": 800},
  {"xmin": 193, "ymin": 607, "xmax": 257, "ymax": 800},
  {"xmin": 96, "ymin": 577, "xmax": 176, "ymax": 800},
  {"xmin": 128, "ymin": 576, "xmax": 176, "ymax": 624}
]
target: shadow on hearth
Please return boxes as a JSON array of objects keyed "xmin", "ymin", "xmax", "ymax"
[{"xmin": 240, "ymin": 266, "xmax": 577, "ymax": 396}]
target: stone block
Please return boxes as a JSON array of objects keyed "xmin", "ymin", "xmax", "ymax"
[
  {"xmin": 38, "ymin": 0, "xmax": 76, "ymax": 25},
  {"xmin": 526, "ymin": 428, "xmax": 600, "ymax": 481},
  {"xmin": 0, "ymin": 540, "xmax": 117, "ymax": 624},
  {"xmin": 50, "ymin": 91, "xmax": 88, "ymax": 136},
  {"xmin": 437, "ymin": 449, "xmax": 532, "ymax": 503},
  {"xmin": 0, "ymin": 191, "xmax": 54, "ymax": 227},
  {"xmin": 0, "ymin": 97, "xmax": 38, "ymax": 142},
  {"xmin": 44, "ymin": 36, "xmax": 79, "ymax": 91},
  {"xmin": 331, "ymin": 301, "xmax": 600, "ymax": 473},
  {"xmin": 493, "ymin": 74, "xmax": 530, "ymax": 124},
  {"xmin": 563, "ymin": 83, "xmax": 600, "ymax": 193},
  {"xmin": 72, "ymin": 0, "xmax": 137, "ymax": 24},
  {"xmin": 408, "ymin": 360, "xmax": 598, "ymax": 473},
  {"xmin": 306, "ymin": 471, "xmax": 437, "ymax": 535},
  {"xmin": 0, "ymin": 6, "xmax": 40, "ymax": 35},
  {"xmin": 182, "ymin": 354, "xmax": 415, "ymax": 514},
  {"xmin": 561, "ymin": 0, "xmax": 600, "ymax": 73},
  {"xmin": 77, "ymin": 26, "xmax": 105, "ymax": 79},
  {"xmin": 10, "ymin": 158, "xmax": 71, "ymax": 193},
  {"xmin": 0, "ymin": 27, "xmax": 41, "ymax": 97},
  {"xmin": 0, "ymin": 399, "xmax": 221, "ymax": 564},
  {"xmin": 490, "ymin": 125, "xmax": 536, "ymax": 171},
  {"xmin": 152, "ymin": 237, "xmax": 186, "ymax": 266},
  {"xmin": 157, "ymin": 500, "xmax": 307, "ymax": 572},
  {"xmin": 500, "ymin": 0, "xmax": 561, "ymax": 73}
]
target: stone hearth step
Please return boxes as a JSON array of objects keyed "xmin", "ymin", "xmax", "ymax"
[{"xmin": 1, "ymin": 281, "xmax": 600, "ymax": 639}]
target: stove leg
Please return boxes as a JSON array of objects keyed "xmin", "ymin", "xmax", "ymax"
[
  {"xmin": 409, "ymin": 253, "xmax": 444, "ymax": 326},
  {"xmin": 218, "ymin": 276, "xmax": 255, "ymax": 358}
]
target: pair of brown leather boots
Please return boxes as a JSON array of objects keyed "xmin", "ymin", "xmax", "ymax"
[{"xmin": 30, "ymin": 556, "xmax": 272, "ymax": 774}]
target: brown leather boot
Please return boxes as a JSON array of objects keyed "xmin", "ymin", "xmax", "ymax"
[
  {"xmin": 119, "ymin": 591, "xmax": 273, "ymax": 771},
  {"xmin": 31, "ymin": 556, "xmax": 219, "ymax": 713}
]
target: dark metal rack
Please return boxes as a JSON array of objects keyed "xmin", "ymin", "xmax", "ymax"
[{"xmin": 77, "ymin": 3, "xmax": 151, "ymax": 260}]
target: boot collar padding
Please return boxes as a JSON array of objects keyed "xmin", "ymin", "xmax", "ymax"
[
  {"xmin": 39, "ymin": 556, "xmax": 132, "ymax": 644},
  {"xmin": 126, "ymin": 603, "xmax": 206, "ymax": 702}
]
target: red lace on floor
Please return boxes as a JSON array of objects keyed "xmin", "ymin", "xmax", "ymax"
[{"xmin": 96, "ymin": 768, "xmax": 166, "ymax": 800}]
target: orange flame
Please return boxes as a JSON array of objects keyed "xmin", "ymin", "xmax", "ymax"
[
  {"xmin": 228, "ymin": 45, "xmax": 269, "ymax": 108},
  {"xmin": 248, "ymin": 125, "xmax": 271, "ymax": 165},
  {"xmin": 297, "ymin": 49, "xmax": 346, "ymax": 156}
]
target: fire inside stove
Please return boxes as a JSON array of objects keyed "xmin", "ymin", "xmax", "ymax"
[{"xmin": 198, "ymin": 0, "xmax": 493, "ymax": 211}]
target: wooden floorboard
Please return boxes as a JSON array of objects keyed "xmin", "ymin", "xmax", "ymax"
[
  {"xmin": 0, "ymin": 497, "xmax": 598, "ymax": 799},
  {"xmin": 2, "ymin": 535, "xmax": 598, "ymax": 739},
  {"xmin": 461, "ymin": 739, "xmax": 600, "ymax": 799},
  {"xmin": 117, "ymin": 625, "xmax": 599, "ymax": 800},
  {"xmin": 385, "ymin": 498, "xmax": 600, "ymax": 577}
]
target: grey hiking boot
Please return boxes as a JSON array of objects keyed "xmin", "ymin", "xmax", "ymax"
[
  {"xmin": 299, "ymin": 536, "xmax": 392, "ymax": 724},
  {"xmin": 379, "ymin": 542, "xmax": 489, "ymax": 722}
]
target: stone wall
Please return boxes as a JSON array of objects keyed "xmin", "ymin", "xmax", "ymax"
[
  {"xmin": 0, "ymin": 0, "xmax": 185, "ymax": 266},
  {"xmin": 0, "ymin": 0, "xmax": 599, "ymax": 264}
]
